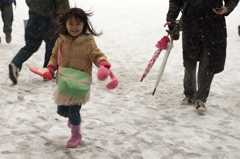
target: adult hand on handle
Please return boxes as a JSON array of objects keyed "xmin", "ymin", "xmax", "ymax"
[
  {"xmin": 213, "ymin": 6, "xmax": 229, "ymax": 15},
  {"xmin": 166, "ymin": 21, "xmax": 180, "ymax": 40}
]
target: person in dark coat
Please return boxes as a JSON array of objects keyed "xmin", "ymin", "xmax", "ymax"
[
  {"xmin": 8, "ymin": 0, "xmax": 70, "ymax": 84},
  {"xmin": 166, "ymin": 0, "xmax": 239, "ymax": 112},
  {"xmin": 0, "ymin": 0, "xmax": 14, "ymax": 43}
]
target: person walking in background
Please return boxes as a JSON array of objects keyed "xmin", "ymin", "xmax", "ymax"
[
  {"xmin": 8, "ymin": 0, "xmax": 70, "ymax": 84},
  {"xmin": 166, "ymin": 0, "xmax": 239, "ymax": 112},
  {"xmin": 40, "ymin": 8, "xmax": 117, "ymax": 148},
  {"xmin": 0, "ymin": 0, "xmax": 15, "ymax": 43}
]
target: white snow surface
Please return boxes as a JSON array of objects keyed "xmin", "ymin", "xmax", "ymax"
[{"xmin": 1, "ymin": 0, "xmax": 240, "ymax": 159}]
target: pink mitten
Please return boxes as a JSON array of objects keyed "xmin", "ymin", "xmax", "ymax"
[
  {"xmin": 97, "ymin": 66, "xmax": 109, "ymax": 81},
  {"xmin": 97, "ymin": 61, "xmax": 111, "ymax": 81},
  {"xmin": 106, "ymin": 70, "xmax": 118, "ymax": 89},
  {"xmin": 29, "ymin": 67, "xmax": 53, "ymax": 80}
]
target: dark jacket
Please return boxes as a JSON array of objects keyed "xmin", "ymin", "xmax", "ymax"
[
  {"xmin": 167, "ymin": 0, "xmax": 238, "ymax": 74},
  {"xmin": 0, "ymin": 0, "xmax": 14, "ymax": 3},
  {"xmin": 26, "ymin": 0, "xmax": 69, "ymax": 18}
]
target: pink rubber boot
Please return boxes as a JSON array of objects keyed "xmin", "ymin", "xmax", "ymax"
[
  {"xmin": 66, "ymin": 125, "xmax": 82, "ymax": 148},
  {"xmin": 67, "ymin": 119, "xmax": 71, "ymax": 128}
]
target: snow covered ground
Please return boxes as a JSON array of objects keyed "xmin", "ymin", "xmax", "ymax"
[{"xmin": 1, "ymin": 0, "xmax": 240, "ymax": 159}]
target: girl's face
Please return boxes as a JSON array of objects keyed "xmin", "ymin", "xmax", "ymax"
[{"xmin": 66, "ymin": 16, "xmax": 84, "ymax": 37}]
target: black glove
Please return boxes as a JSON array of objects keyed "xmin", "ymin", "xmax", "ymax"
[{"xmin": 166, "ymin": 21, "xmax": 180, "ymax": 40}]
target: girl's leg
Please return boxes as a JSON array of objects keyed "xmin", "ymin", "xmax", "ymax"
[
  {"xmin": 57, "ymin": 105, "xmax": 69, "ymax": 118},
  {"xmin": 68, "ymin": 105, "xmax": 82, "ymax": 126},
  {"xmin": 57, "ymin": 105, "xmax": 71, "ymax": 128},
  {"xmin": 66, "ymin": 105, "xmax": 82, "ymax": 148}
]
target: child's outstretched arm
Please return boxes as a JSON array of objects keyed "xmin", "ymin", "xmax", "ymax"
[
  {"xmin": 29, "ymin": 38, "xmax": 60, "ymax": 80},
  {"xmin": 87, "ymin": 39, "xmax": 118, "ymax": 89}
]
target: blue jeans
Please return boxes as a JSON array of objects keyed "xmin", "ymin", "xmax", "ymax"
[
  {"xmin": 11, "ymin": 11, "xmax": 57, "ymax": 70},
  {"xmin": 57, "ymin": 105, "xmax": 82, "ymax": 126},
  {"xmin": 0, "ymin": 3, "xmax": 13, "ymax": 36}
]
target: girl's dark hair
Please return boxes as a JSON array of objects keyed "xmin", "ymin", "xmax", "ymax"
[{"xmin": 52, "ymin": 8, "xmax": 102, "ymax": 37}]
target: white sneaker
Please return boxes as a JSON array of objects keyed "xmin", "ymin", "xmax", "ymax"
[
  {"xmin": 194, "ymin": 100, "xmax": 207, "ymax": 112},
  {"xmin": 9, "ymin": 63, "xmax": 19, "ymax": 84},
  {"xmin": 181, "ymin": 97, "xmax": 193, "ymax": 105}
]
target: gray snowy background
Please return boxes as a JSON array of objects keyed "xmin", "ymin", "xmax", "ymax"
[{"xmin": 0, "ymin": 0, "xmax": 240, "ymax": 159}]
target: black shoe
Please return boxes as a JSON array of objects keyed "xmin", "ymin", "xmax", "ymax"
[
  {"xmin": 181, "ymin": 97, "xmax": 193, "ymax": 105},
  {"xmin": 9, "ymin": 63, "xmax": 19, "ymax": 84},
  {"xmin": 194, "ymin": 100, "xmax": 207, "ymax": 112}
]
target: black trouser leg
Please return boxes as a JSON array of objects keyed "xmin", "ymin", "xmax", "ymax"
[
  {"xmin": 193, "ymin": 47, "xmax": 215, "ymax": 103},
  {"xmin": 183, "ymin": 62, "xmax": 197, "ymax": 99},
  {"xmin": 194, "ymin": 64, "xmax": 214, "ymax": 103},
  {"xmin": 57, "ymin": 105, "xmax": 82, "ymax": 126}
]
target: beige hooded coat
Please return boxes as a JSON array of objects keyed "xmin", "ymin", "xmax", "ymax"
[{"xmin": 48, "ymin": 34, "xmax": 108, "ymax": 106}]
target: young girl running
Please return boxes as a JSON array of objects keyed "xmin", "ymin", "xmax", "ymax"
[{"xmin": 41, "ymin": 8, "xmax": 117, "ymax": 148}]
